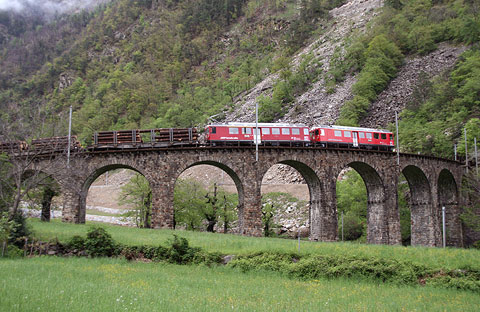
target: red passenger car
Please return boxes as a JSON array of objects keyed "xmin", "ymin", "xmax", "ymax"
[
  {"xmin": 206, "ymin": 123, "xmax": 310, "ymax": 146},
  {"xmin": 309, "ymin": 125, "xmax": 395, "ymax": 151}
]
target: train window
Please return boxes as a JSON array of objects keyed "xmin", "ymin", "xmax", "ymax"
[
  {"xmin": 374, "ymin": 133, "xmax": 379, "ymax": 139},
  {"xmin": 359, "ymin": 132, "xmax": 365, "ymax": 138},
  {"xmin": 242, "ymin": 128, "xmax": 252, "ymax": 134},
  {"xmin": 272, "ymin": 128, "xmax": 280, "ymax": 135},
  {"xmin": 366, "ymin": 133, "xmax": 372, "ymax": 139},
  {"xmin": 304, "ymin": 128, "xmax": 309, "ymax": 135},
  {"xmin": 229, "ymin": 127, "xmax": 239, "ymax": 134},
  {"xmin": 211, "ymin": 127, "xmax": 216, "ymax": 134},
  {"xmin": 321, "ymin": 129, "xmax": 325, "ymax": 136},
  {"xmin": 292, "ymin": 128, "xmax": 300, "ymax": 135},
  {"xmin": 344, "ymin": 131, "xmax": 351, "ymax": 137},
  {"xmin": 262, "ymin": 128, "xmax": 270, "ymax": 135},
  {"xmin": 282, "ymin": 128, "xmax": 290, "ymax": 135},
  {"xmin": 390, "ymin": 134, "xmax": 393, "ymax": 140},
  {"xmin": 381, "ymin": 133, "xmax": 387, "ymax": 140},
  {"xmin": 314, "ymin": 129, "xmax": 319, "ymax": 135},
  {"xmin": 334, "ymin": 130, "xmax": 342, "ymax": 137}
]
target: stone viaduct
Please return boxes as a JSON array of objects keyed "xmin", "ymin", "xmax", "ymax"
[{"xmin": 33, "ymin": 146, "xmax": 465, "ymax": 247}]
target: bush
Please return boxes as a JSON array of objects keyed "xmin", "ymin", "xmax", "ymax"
[
  {"xmin": 3, "ymin": 245, "xmax": 24, "ymax": 258},
  {"xmin": 84, "ymin": 226, "xmax": 116, "ymax": 257},
  {"xmin": 66, "ymin": 235, "xmax": 85, "ymax": 251},
  {"xmin": 164, "ymin": 235, "xmax": 201, "ymax": 264},
  {"xmin": 8, "ymin": 212, "xmax": 32, "ymax": 248}
]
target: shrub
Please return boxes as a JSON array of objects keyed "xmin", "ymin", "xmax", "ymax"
[
  {"xmin": 65, "ymin": 235, "xmax": 85, "ymax": 251},
  {"xmin": 4, "ymin": 245, "xmax": 24, "ymax": 258},
  {"xmin": 84, "ymin": 226, "xmax": 116, "ymax": 257},
  {"xmin": 164, "ymin": 235, "xmax": 201, "ymax": 264},
  {"xmin": 8, "ymin": 212, "xmax": 32, "ymax": 248}
]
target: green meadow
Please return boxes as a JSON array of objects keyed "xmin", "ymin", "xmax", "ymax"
[
  {"xmin": 1, "ymin": 256, "xmax": 479, "ymax": 312},
  {"xmin": 1, "ymin": 219, "xmax": 478, "ymax": 311},
  {"xmin": 29, "ymin": 219, "xmax": 480, "ymax": 270}
]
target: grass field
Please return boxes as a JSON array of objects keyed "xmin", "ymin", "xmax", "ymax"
[
  {"xmin": 28, "ymin": 219, "xmax": 480, "ymax": 270},
  {"xmin": 1, "ymin": 256, "xmax": 479, "ymax": 312}
]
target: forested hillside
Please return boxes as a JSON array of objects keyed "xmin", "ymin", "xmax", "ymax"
[{"xmin": 0, "ymin": 0, "xmax": 479, "ymax": 158}]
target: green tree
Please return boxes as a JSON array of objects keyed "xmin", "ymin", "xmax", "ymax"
[
  {"xmin": 461, "ymin": 172, "xmax": 480, "ymax": 247},
  {"xmin": 174, "ymin": 179, "xmax": 237, "ymax": 232},
  {"xmin": 118, "ymin": 173, "xmax": 152, "ymax": 228},
  {"xmin": 336, "ymin": 170, "xmax": 367, "ymax": 241}
]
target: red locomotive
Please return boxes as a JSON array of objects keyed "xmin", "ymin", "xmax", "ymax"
[
  {"xmin": 205, "ymin": 122, "xmax": 310, "ymax": 146},
  {"xmin": 309, "ymin": 125, "xmax": 394, "ymax": 151}
]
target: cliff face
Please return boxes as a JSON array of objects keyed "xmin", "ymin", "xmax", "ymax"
[
  {"xmin": 225, "ymin": 0, "xmax": 467, "ymax": 131},
  {"xmin": 226, "ymin": 0, "xmax": 386, "ymax": 126}
]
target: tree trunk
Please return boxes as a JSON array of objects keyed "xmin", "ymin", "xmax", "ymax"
[{"xmin": 41, "ymin": 187, "xmax": 55, "ymax": 222}]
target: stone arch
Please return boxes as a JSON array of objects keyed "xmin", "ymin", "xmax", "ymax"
[
  {"xmin": 261, "ymin": 159, "xmax": 335, "ymax": 241},
  {"xmin": 438, "ymin": 169, "xmax": 462, "ymax": 247},
  {"xmin": 278, "ymin": 160, "xmax": 326, "ymax": 241},
  {"xmin": 401, "ymin": 165, "xmax": 436, "ymax": 246},
  {"xmin": 173, "ymin": 160, "xmax": 245, "ymax": 232},
  {"xmin": 78, "ymin": 163, "xmax": 151, "ymax": 224},
  {"xmin": 342, "ymin": 161, "xmax": 388, "ymax": 244},
  {"xmin": 21, "ymin": 169, "xmax": 61, "ymax": 221}
]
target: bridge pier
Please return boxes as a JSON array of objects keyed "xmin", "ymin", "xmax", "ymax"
[
  {"xmin": 238, "ymin": 163, "xmax": 263, "ymax": 236},
  {"xmin": 310, "ymin": 177, "xmax": 338, "ymax": 241},
  {"xmin": 151, "ymin": 181, "xmax": 175, "ymax": 229},
  {"xmin": 383, "ymin": 171, "xmax": 402, "ymax": 245},
  {"xmin": 61, "ymin": 188, "xmax": 85, "ymax": 224}
]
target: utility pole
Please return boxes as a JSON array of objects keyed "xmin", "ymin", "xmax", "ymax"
[
  {"xmin": 341, "ymin": 211, "xmax": 344, "ymax": 241},
  {"xmin": 454, "ymin": 144, "xmax": 457, "ymax": 161},
  {"xmin": 475, "ymin": 137, "xmax": 478, "ymax": 176},
  {"xmin": 465, "ymin": 128, "xmax": 468, "ymax": 173},
  {"xmin": 67, "ymin": 105, "xmax": 72, "ymax": 167},
  {"xmin": 442, "ymin": 206, "xmax": 446, "ymax": 248},
  {"xmin": 395, "ymin": 111, "xmax": 400, "ymax": 165},
  {"xmin": 255, "ymin": 101, "xmax": 259, "ymax": 162}
]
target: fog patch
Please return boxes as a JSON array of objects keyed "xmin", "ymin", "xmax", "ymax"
[{"xmin": 0, "ymin": 0, "xmax": 111, "ymax": 18}]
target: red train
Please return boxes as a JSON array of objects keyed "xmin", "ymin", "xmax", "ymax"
[
  {"xmin": 205, "ymin": 123, "xmax": 394, "ymax": 151},
  {"xmin": 90, "ymin": 123, "xmax": 395, "ymax": 151},
  {"xmin": 309, "ymin": 125, "xmax": 394, "ymax": 151},
  {"xmin": 205, "ymin": 122, "xmax": 310, "ymax": 146}
]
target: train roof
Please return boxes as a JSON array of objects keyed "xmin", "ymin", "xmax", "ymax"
[
  {"xmin": 207, "ymin": 122, "xmax": 308, "ymax": 128},
  {"xmin": 311, "ymin": 125, "xmax": 392, "ymax": 133}
]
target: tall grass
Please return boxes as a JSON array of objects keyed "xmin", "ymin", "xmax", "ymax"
[
  {"xmin": 28, "ymin": 219, "xmax": 480, "ymax": 270},
  {"xmin": 1, "ymin": 257, "xmax": 479, "ymax": 311}
]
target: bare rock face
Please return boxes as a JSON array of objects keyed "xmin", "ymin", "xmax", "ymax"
[
  {"xmin": 361, "ymin": 43, "xmax": 467, "ymax": 128},
  {"xmin": 225, "ymin": 0, "xmax": 384, "ymax": 126},
  {"xmin": 58, "ymin": 72, "xmax": 75, "ymax": 91}
]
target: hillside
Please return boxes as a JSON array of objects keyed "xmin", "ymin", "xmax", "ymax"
[{"xmin": 0, "ymin": 0, "xmax": 478, "ymax": 159}]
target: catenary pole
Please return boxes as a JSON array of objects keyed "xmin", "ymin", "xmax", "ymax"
[
  {"xmin": 475, "ymin": 137, "xmax": 478, "ymax": 176},
  {"xmin": 442, "ymin": 206, "xmax": 446, "ymax": 248},
  {"xmin": 465, "ymin": 128, "xmax": 468, "ymax": 173},
  {"xmin": 255, "ymin": 101, "xmax": 258, "ymax": 162},
  {"xmin": 67, "ymin": 105, "xmax": 72, "ymax": 167},
  {"xmin": 454, "ymin": 144, "xmax": 457, "ymax": 161},
  {"xmin": 395, "ymin": 111, "xmax": 400, "ymax": 165},
  {"xmin": 341, "ymin": 211, "xmax": 344, "ymax": 241}
]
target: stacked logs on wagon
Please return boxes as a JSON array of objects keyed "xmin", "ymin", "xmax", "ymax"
[
  {"xmin": 30, "ymin": 136, "xmax": 81, "ymax": 152},
  {"xmin": 0, "ymin": 141, "xmax": 28, "ymax": 153},
  {"xmin": 93, "ymin": 128, "xmax": 198, "ymax": 145},
  {"xmin": 94, "ymin": 130, "xmax": 142, "ymax": 145},
  {"xmin": 145, "ymin": 128, "xmax": 198, "ymax": 143}
]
